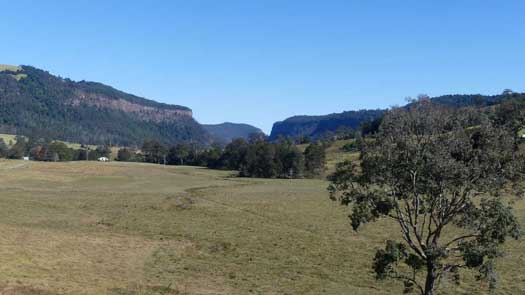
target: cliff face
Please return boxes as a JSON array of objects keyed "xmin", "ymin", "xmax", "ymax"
[
  {"xmin": 70, "ymin": 90, "xmax": 193, "ymax": 123},
  {"xmin": 0, "ymin": 65, "xmax": 209, "ymax": 145}
]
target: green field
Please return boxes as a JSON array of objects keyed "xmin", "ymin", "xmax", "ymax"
[{"xmin": 0, "ymin": 160, "xmax": 522, "ymax": 294}]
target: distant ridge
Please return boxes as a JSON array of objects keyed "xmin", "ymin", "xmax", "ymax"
[
  {"xmin": 203, "ymin": 122, "xmax": 263, "ymax": 144},
  {"xmin": 269, "ymin": 109, "xmax": 384, "ymax": 140},
  {"xmin": 269, "ymin": 91, "xmax": 522, "ymax": 140},
  {"xmin": 0, "ymin": 65, "xmax": 210, "ymax": 145}
]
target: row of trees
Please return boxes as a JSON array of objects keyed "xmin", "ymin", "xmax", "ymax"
[
  {"xmin": 1, "ymin": 134, "xmax": 326, "ymax": 179},
  {"xmin": 115, "ymin": 137, "xmax": 327, "ymax": 178},
  {"xmin": 0, "ymin": 136, "xmax": 111, "ymax": 161},
  {"xmin": 215, "ymin": 138, "xmax": 326, "ymax": 178}
]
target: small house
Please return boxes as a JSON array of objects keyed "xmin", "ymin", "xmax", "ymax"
[{"xmin": 98, "ymin": 157, "xmax": 109, "ymax": 162}]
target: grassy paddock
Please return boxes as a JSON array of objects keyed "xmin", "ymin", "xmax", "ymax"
[
  {"xmin": 0, "ymin": 134, "xmax": 17, "ymax": 146},
  {"xmin": 0, "ymin": 65, "xmax": 27, "ymax": 80},
  {"xmin": 324, "ymin": 139, "xmax": 359, "ymax": 173},
  {"xmin": 298, "ymin": 139, "xmax": 359, "ymax": 176},
  {"xmin": 0, "ymin": 160, "xmax": 522, "ymax": 294},
  {"xmin": 0, "ymin": 65, "xmax": 21, "ymax": 72}
]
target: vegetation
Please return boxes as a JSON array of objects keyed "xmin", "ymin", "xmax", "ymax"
[
  {"xmin": 0, "ymin": 133, "xmax": 17, "ymax": 146},
  {"xmin": 304, "ymin": 142, "xmax": 326, "ymax": 177},
  {"xmin": 328, "ymin": 101, "xmax": 523, "ymax": 295},
  {"xmin": 269, "ymin": 109, "xmax": 385, "ymax": 141},
  {"xmin": 0, "ymin": 65, "xmax": 209, "ymax": 146},
  {"xmin": 269, "ymin": 90, "xmax": 525, "ymax": 142},
  {"xmin": 142, "ymin": 140, "xmax": 169, "ymax": 164},
  {"xmin": 202, "ymin": 122, "xmax": 264, "ymax": 144},
  {"xmin": 29, "ymin": 141, "xmax": 74, "ymax": 161},
  {"xmin": 0, "ymin": 160, "xmax": 522, "ymax": 294},
  {"xmin": 3, "ymin": 63, "xmax": 525, "ymax": 295},
  {"xmin": 0, "ymin": 139, "xmax": 7, "ymax": 158},
  {"xmin": 0, "ymin": 64, "xmax": 21, "ymax": 72},
  {"xmin": 0, "ymin": 134, "xmax": 113, "ymax": 162},
  {"xmin": 130, "ymin": 137, "xmax": 326, "ymax": 179},
  {"xmin": 116, "ymin": 147, "xmax": 134, "ymax": 162},
  {"xmin": 0, "ymin": 132, "xmax": 324, "ymax": 180}
]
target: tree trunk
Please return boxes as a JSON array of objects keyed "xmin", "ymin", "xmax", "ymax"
[{"xmin": 424, "ymin": 262, "xmax": 437, "ymax": 295}]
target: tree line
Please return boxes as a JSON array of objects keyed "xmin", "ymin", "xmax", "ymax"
[
  {"xmin": 0, "ymin": 133, "xmax": 327, "ymax": 179},
  {"xmin": 0, "ymin": 136, "xmax": 111, "ymax": 161},
  {"xmin": 118, "ymin": 135, "xmax": 327, "ymax": 178}
]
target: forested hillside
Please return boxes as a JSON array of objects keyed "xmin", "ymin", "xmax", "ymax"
[
  {"xmin": 0, "ymin": 65, "xmax": 210, "ymax": 145},
  {"xmin": 203, "ymin": 122, "xmax": 263, "ymax": 144},
  {"xmin": 269, "ymin": 91, "xmax": 524, "ymax": 140},
  {"xmin": 269, "ymin": 109, "xmax": 385, "ymax": 140}
]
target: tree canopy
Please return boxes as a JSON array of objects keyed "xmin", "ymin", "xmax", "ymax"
[
  {"xmin": 328, "ymin": 101, "xmax": 523, "ymax": 295},
  {"xmin": 0, "ymin": 66, "xmax": 208, "ymax": 146}
]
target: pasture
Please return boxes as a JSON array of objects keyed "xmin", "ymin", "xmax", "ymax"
[
  {"xmin": 0, "ymin": 134, "xmax": 16, "ymax": 146},
  {"xmin": 0, "ymin": 160, "xmax": 522, "ymax": 294}
]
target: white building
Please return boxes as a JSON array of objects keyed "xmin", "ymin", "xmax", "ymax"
[{"xmin": 98, "ymin": 157, "xmax": 109, "ymax": 162}]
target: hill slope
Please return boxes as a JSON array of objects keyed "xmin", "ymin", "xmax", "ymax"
[
  {"xmin": 269, "ymin": 92, "xmax": 521, "ymax": 140},
  {"xmin": 269, "ymin": 109, "xmax": 385, "ymax": 140},
  {"xmin": 203, "ymin": 122, "xmax": 263, "ymax": 143},
  {"xmin": 0, "ymin": 65, "xmax": 210, "ymax": 145}
]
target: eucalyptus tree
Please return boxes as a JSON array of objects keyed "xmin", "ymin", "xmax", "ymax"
[
  {"xmin": 328, "ymin": 101, "xmax": 522, "ymax": 295},
  {"xmin": 304, "ymin": 142, "xmax": 326, "ymax": 177}
]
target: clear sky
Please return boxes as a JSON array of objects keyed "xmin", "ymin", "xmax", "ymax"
[{"xmin": 2, "ymin": 1, "xmax": 524, "ymax": 133}]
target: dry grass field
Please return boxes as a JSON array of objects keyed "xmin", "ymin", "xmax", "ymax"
[
  {"xmin": 0, "ymin": 65, "xmax": 21, "ymax": 72},
  {"xmin": 0, "ymin": 159, "xmax": 522, "ymax": 294}
]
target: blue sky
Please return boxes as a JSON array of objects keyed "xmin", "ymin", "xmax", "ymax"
[{"xmin": 2, "ymin": 1, "xmax": 524, "ymax": 133}]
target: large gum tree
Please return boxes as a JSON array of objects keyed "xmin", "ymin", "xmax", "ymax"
[{"xmin": 328, "ymin": 101, "xmax": 522, "ymax": 295}]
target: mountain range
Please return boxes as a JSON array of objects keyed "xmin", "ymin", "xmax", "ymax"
[
  {"xmin": 1, "ymin": 64, "xmax": 521, "ymax": 146},
  {"xmin": 269, "ymin": 109, "xmax": 385, "ymax": 140},
  {"xmin": 0, "ymin": 65, "xmax": 260, "ymax": 146},
  {"xmin": 203, "ymin": 123, "xmax": 263, "ymax": 144},
  {"xmin": 268, "ymin": 92, "xmax": 516, "ymax": 140}
]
